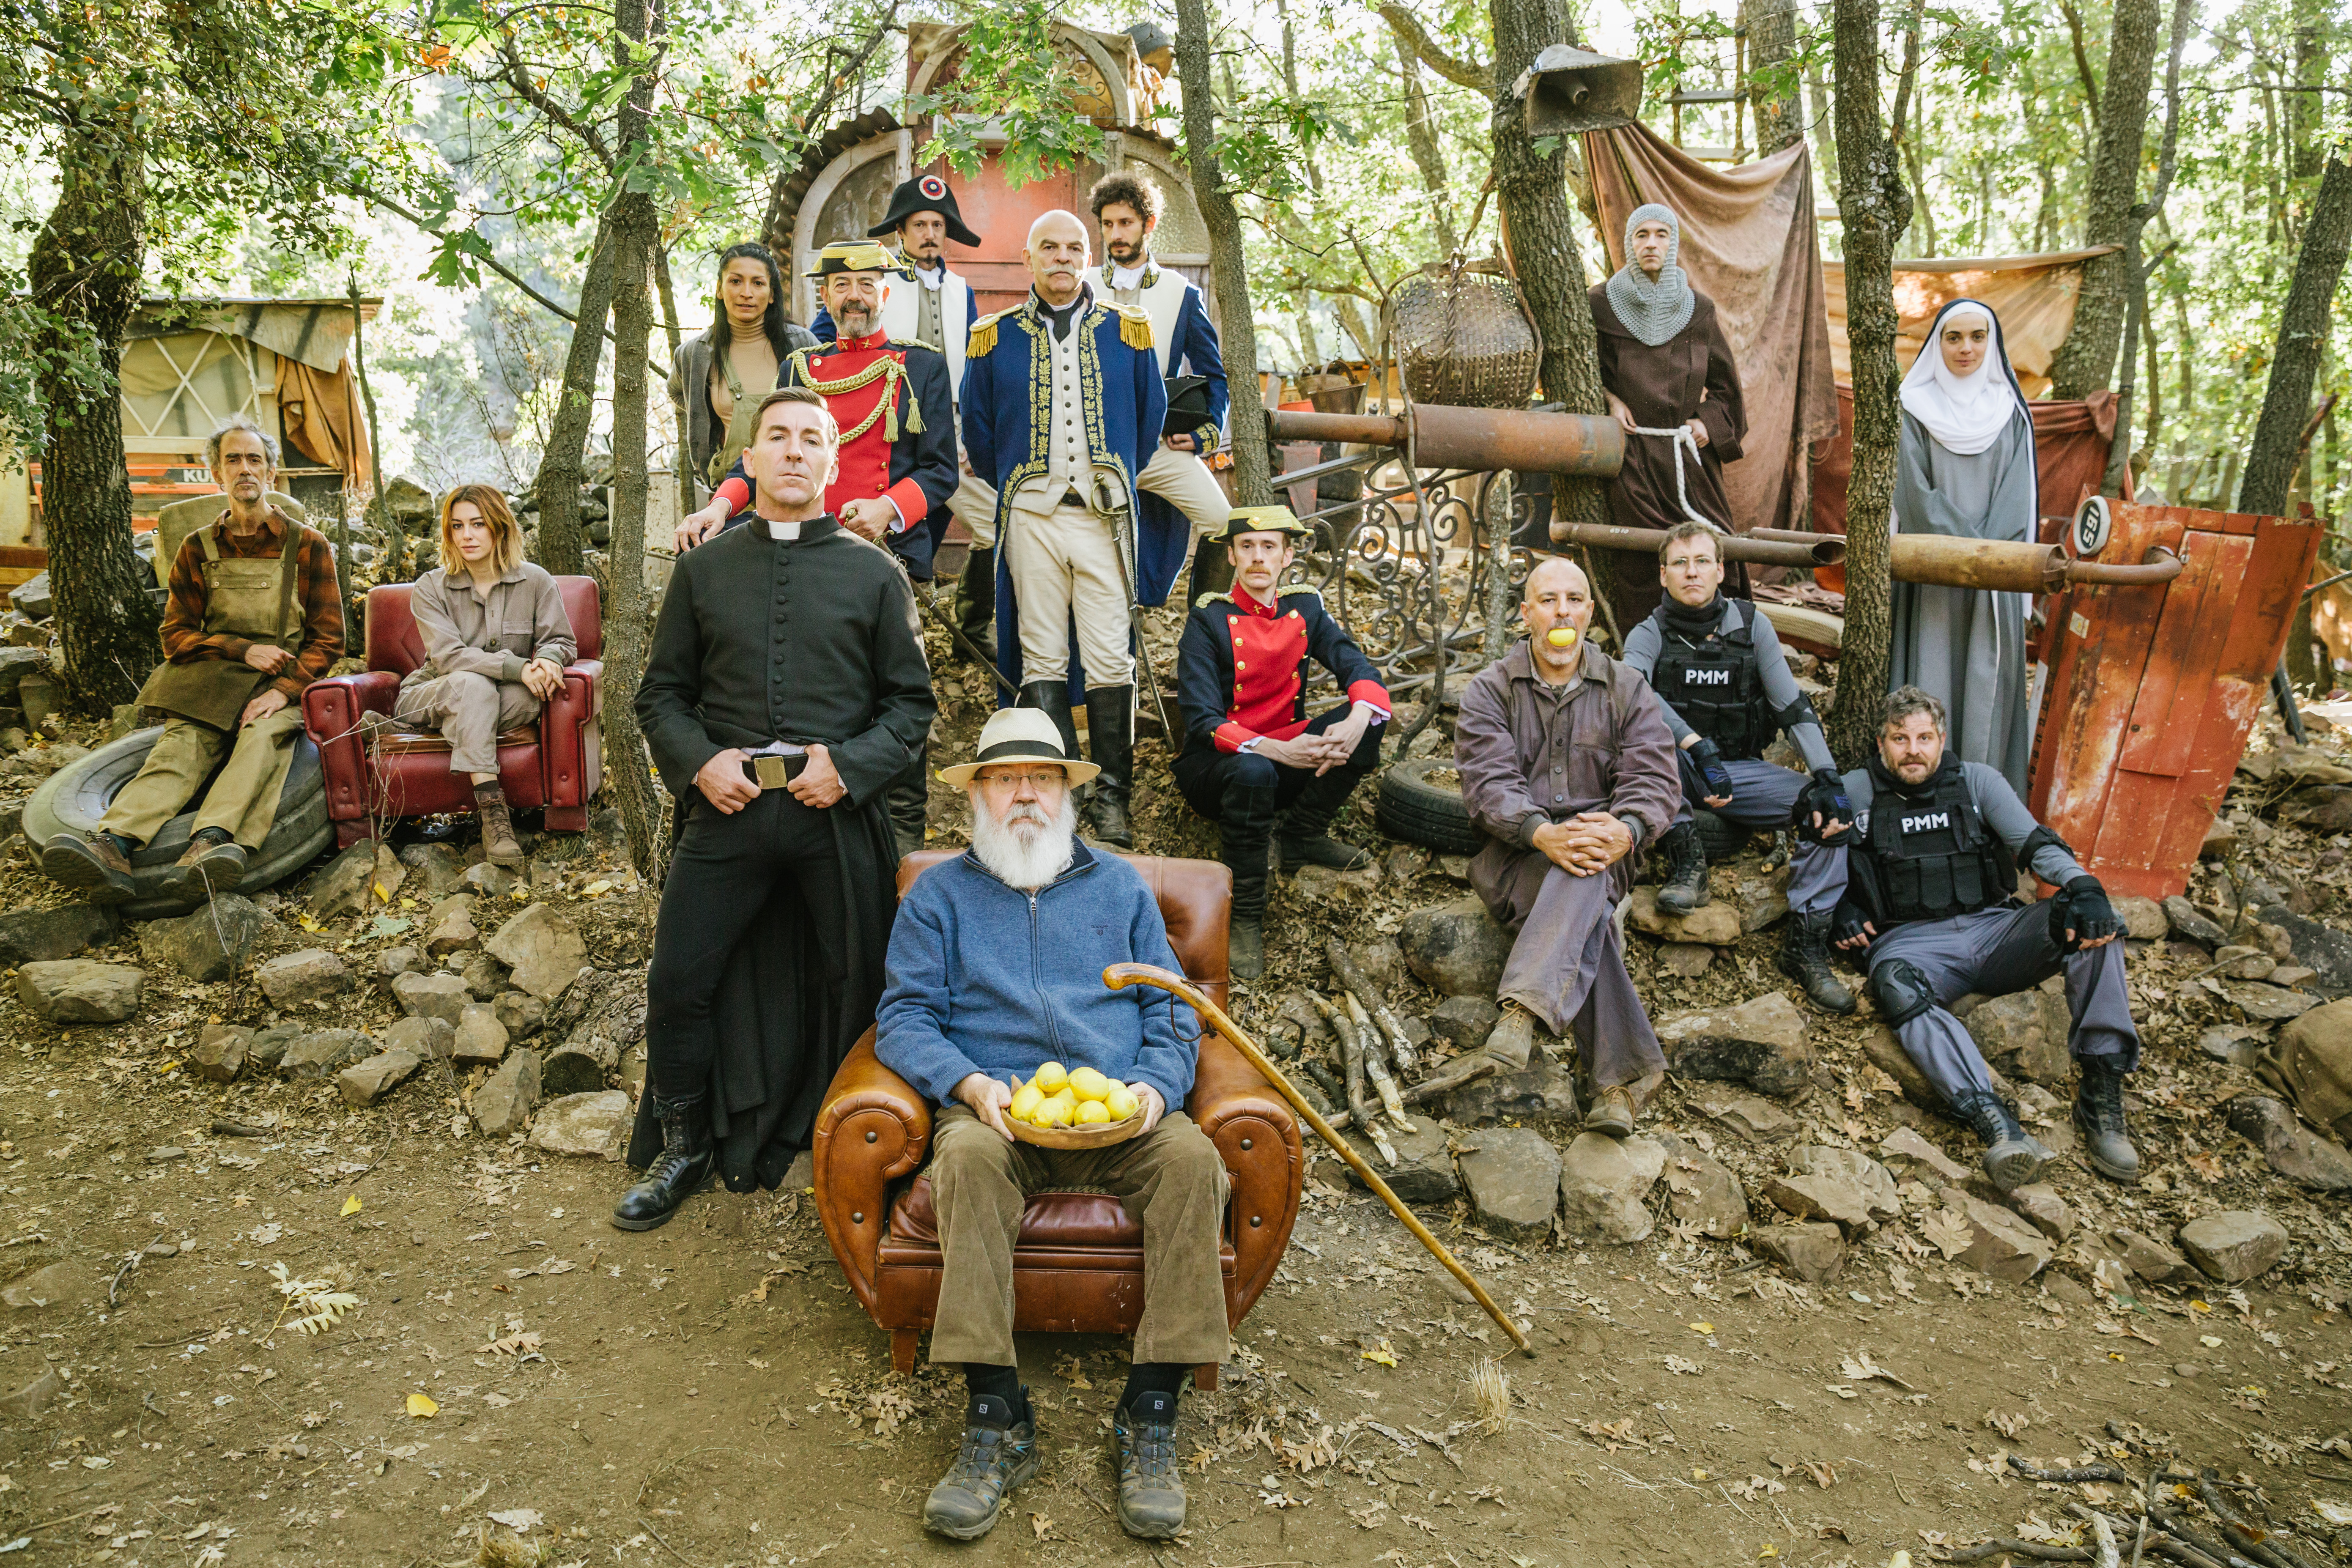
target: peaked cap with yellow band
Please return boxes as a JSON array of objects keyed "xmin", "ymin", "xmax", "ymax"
[
  {"xmin": 803, "ymin": 239, "xmax": 911, "ymax": 279},
  {"xmin": 1203, "ymin": 504, "xmax": 1314, "ymax": 548}
]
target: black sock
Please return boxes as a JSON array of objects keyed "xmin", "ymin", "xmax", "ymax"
[
  {"xmin": 1119, "ymin": 1363, "xmax": 1187, "ymax": 1412},
  {"xmin": 190, "ymin": 827, "xmax": 232, "ymax": 849},
  {"xmin": 104, "ymin": 832, "xmax": 138, "ymax": 858},
  {"xmin": 964, "ymin": 1363, "xmax": 1020, "ymax": 1408}
]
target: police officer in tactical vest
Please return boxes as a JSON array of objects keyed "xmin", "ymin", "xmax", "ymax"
[
  {"xmin": 1831, "ymin": 685, "xmax": 2140, "ymax": 1190},
  {"xmin": 1621, "ymin": 522, "xmax": 1856, "ymax": 1012}
]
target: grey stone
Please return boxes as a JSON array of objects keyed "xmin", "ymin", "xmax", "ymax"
[
  {"xmin": 1657, "ymin": 941, "xmax": 1714, "ymax": 976},
  {"xmin": 526, "ymin": 1090, "xmax": 632, "ymax": 1159},
  {"xmin": 2197, "ymin": 1025, "xmax": 2266, "ymax": 1067},
  {"xmin": 472, "ymin": 1048, "xmax": 543, "ymax": 1136},
  {"xmin": 278, "ymin": 1028, "xmax": 373, "ymax": 1080},
  {"xmin": 1656, "ymin": 992, "xmax": 1813, "ymax": 1098},
  {"xmin": 2223, "ymin": 981, "xmax": 2317, "ymax": 1021},
  {"xmin": 1981, "ymin": 1181, "xmax": 2074, "ymax": 1242},
  {"xmin": 245, "ymin": 1024, "xmax": 301, "ymax": 1071},
  {"xmin": 1762, "ymin": 1171, "xmax": 1874, "ymax": 1235},
  {"xmin": 1625, "ymin": 886, "xmax": 1743, "ymax": 945},
  {"xmin": 1661, "ymin": 1146, "xmax": 1748, "ymax": 1238},
  {"xmin": 258, "ymin": 948, "xmax": 350, "ymax": 1008},
  {"xmin": 1788, "ymin": 1145, "xmax": 1901, "ymax": 1222},
  {"xmin": 1752, "ymin": 1221, "xmax": 1845, "ymax": 1284},
  {"xmin": 2255, "ymin": 903, "xmax": 2352, "ymax": 995},
  {"xmin": 2177, "ymin": 1210, "xmax": 2289, "ymax": 1283},
  {"xmin": 1382, "ymin": 846, "xmax": 1429, "ymax": 883},
  {"xmin": 0, "ymin": 1365, "xmax": 61, "ymax": 1417},
  {"xmin": 424, "ymin": 905, "xmax": 478, "ymax": 957},
  {"xmin": 397, "ymin": 842, "xmax": 468, "ymax": 897},
  {"xmin": 138, "ymin": 894, "xmax": 263, "ymax": 982},
  {"xmin": 461, "ymin": 861, "xmax": 517, "ymax": 898},
  {"xmin": 1340, "ymin": 1114, "xmax": 1458, "ymax": 1206},
  {"xmin": 1340, "ymin": 938, "xmax": 1404, "ymax": 990},
  {"xmin": 1688, "ymin": 1086, "xmax": 1799, "ymax": 1144},
  {"xmin": 8, "ymin": 570, "xmax": 49, "ymax": 619},
  {"xmin": 307, "ymin": 841, "xmax": 381, "ymax": 920},
  {"xmin": 1878, "ymin": 1127, "xmax": 1972, "ymax": 1185},
  {"xmin": 2224, "ymin": 1094, "xmax": 2352, "ymax": 1191},
  {"xmin": 2114, "ymin": 895, "xmax": 2168, "ymax": 941},
  {"xmin": 373, "ymin": 946, "xmax": 424, "ymax": 987},
  {"xmin": 493, "ymin": 990, "xmax": 546, "ymax": 1040},
  {"xmin": 1457, "ymin": 1126, "xmax": 1563, "ymax": 1241},
  {"xmin": 485, "ymin": 904, "xmax": 587, "ymax": 1001},
  {"xmin": 2108, "ymin": 1227, "xmax": 2199, "ymax": 1286},
  {"xmin": 2163, "ymin": 896, "xmax": 2226, "ymax": 947},
  {"xmin": 1397, "ymin": 899, "xmax": 1512, "ymax": 998},
  {"xmin": 1445, "ymin": 1059, "xmax": 1581, "ymax": 1125},
  {"xmin": 190, "ymin": 1024, "xmax": 251, "ymax": 1083},
  {"xmin": 0, "ymin": 645, "xmax": 48, "ymax": 701},
  {"xmin": 1963, "ymin": 986, "xmax": 2074, "ymax": 1086},
  {"xmin": 452, "ymin": 1004, "xmax": 509, "ymax": 1066},
  {"xmin": 1426, "ymin": 995, "xmax": 1500, "ymax": 1053},
  {"xmin": 336, "ymin": 1048, "xmax": 423, "ymax": 1107},
  {"xmin": 0, "ymin": 902, "xmax": 118, "ymax": 968},
  {"xmin": 459, "ymin": 951, "xmax": 510, "ymax": 1001},
  {"xmin": 14, "ymin": 672, "xmax": 52, "ymax": 726},
  {"xmin": 1557, "ymin": 1130, "xmax": 1664, "ymax": 1245},
  {"xmin": 2213, "ymin": 944, "xmax": 2276, "ymax": 981},
  {"xmin": 2, "ymin": 1262, "xmax": 81, "ymax": 1310},
  {"xmin": 15, "ymin": 959, "xmax": 143, "ymax": 1023},
  {"xmin": 392, "ymin": 970, "xmax": 470, "ymax": 1023},
  {"xmin": 385, "ymin": 1015, "xmax": 455, "ymax": 1061},
  {"xmin": 1934, "ymin": 1187, "xmax": 2053, "ymax": 1283}
]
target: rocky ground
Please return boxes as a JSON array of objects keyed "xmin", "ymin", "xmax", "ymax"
[{"xmin": 3, "ymin": 600, "xmax": 2352, "ymax": 1568}]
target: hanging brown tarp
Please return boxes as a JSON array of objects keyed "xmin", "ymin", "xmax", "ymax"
[
  {"xmin": 1582, "ymin": 121, "xmax": 1840, "ymax": 537},
  {"xmin": 279, "ymin": 358, "xmax": 375, "ymax": 488},
  {"xmin": 1820, "ymin": 247, "xmax": 2117, "ymax": 397}
]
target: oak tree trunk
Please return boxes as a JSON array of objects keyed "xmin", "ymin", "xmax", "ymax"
[
  {"xmin": 1744, "ymin": 0, "xmax": 1804, "ymax": 155},
  {"xmin": 2241, "ymin": 156, "xmax": 2352, "ymax": 521},
  {"xmin": 2047, "ymin": 0, "xmax": 2162, "ymax": 398},
  {"xmin": 1824, "ymin": 0, "xmax": 1914, "ymax": 765},
  {"xmin": 31, "ymin": 138, "xmax": 160, "ymax": 715},
  {"xmin": 1174, "ymin": 0, "xmax": 1273, "ymax": 508},
  {"xmin": 535, "ymin": 221, "xmax": 620, "ymax": 578}
]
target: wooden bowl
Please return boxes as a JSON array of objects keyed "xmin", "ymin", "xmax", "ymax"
[{"xmin": 1003, "ymin": 1074, "xmax": 1144, "ymax": 1149}]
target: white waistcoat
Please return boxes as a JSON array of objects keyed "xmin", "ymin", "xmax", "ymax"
[
  {"xmin": 880, "ymin": 267, "xmax": 971, "ymax": 402},
  {"xmin": 1105, "ymin": 260, "xmax": 1192, "ymax": 380}
]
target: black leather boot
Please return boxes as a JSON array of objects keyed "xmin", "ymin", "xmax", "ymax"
[
  {"xmin": 1276, "ymin": 767, "xmax": 1373, "ymax": 872},
  {"xmin": 1953, "ymin": 1089, "xmax": 2053, "ymax": 1192},
  {"xmin": 885, "ymin": 740, "xmax": 929, "ymax": 859},
  {"xmin": 1654, "ymin": 821, "xmax": 1711, "ymax": 915},
  {"xmin": 1017, "ymin": 680, "xmax": 1079, "ymax": 765},
  {"xmin": 953, "ymin": 546, "xmax": 997, "ymax": 661},
  {"xmin": 1184, "ymin": 540, "xmax": 1234, "ymax": 609},
  {"xmin": 1776, "ymin": 911, "xmax": 1857, "ymax": 1014},
  {"xmin": 1221, "ymin": 773, "xmax": 1278, "ymax": 980},
  {"xmin": 923, "ymin": 1390, "xmax": 1039, "ymax": 1539},
  {"xmin": 1085, "ymin": 685, "xmax": 1135, "ymax": 849},
  {"xmin": 2072, "ymin": 1055, "xmax": 2141, "ymax": 1184},
  {"xmin": 611, "ymin": 1093, "xmax": 714, "ymax": 1231}
]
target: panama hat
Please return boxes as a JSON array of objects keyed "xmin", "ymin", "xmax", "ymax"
[
  {"xmin": 937, "ymin": 707, "xmax": 1101, "ymax": 788},
  {"xmin": 1202, "ymin": 504, "xmax": 1315, "ymax": 548}
]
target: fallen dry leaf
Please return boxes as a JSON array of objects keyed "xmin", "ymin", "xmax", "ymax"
[
  {"xmin": 405, "ymin": 1393, "xmax": 438, "ymax": 1418},
  {"xmin": 488, "ymin": 1508, "xmax": 543, "ymax": 1533}
]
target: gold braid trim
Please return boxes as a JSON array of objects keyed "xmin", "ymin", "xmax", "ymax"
[
  {"xmin": 789, "ymin": 346, "xmax": 906, "ymax": 444},
  {"xmin": 967, "ymin": 306, "xmax": 1017, "ymax": 359},
  {"xmin": 1115, "ymin": 304, "xmax": 1154, "ymax": 351}
]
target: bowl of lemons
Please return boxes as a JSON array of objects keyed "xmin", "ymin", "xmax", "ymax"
[{"xmin": 1004, "ymin": 1061, "xmax": 1145, "ymax": 1148}]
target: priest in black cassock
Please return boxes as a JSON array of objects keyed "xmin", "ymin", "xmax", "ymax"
[{"xmin": 616, "ymin": 386, "xmax": 936, "ymax": 1230}]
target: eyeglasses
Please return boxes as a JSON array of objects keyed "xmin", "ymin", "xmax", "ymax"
[{"xmin": 975, "ymin": 768, "xmax": 1068, "ymax": 793}]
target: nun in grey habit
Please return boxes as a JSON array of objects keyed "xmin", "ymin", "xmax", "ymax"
[{"xmin": 1889, "ymin": 297, "xmax": 2037, "ymax": 794}]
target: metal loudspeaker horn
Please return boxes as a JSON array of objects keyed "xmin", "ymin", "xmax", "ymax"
[{"xmin": 1519, "ymin": 44, "xmax": 1643, "ymax": 135}]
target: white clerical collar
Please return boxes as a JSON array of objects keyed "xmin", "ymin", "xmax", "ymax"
[
  {"xmin": 763, "ymin": 515, "xmax": 805, "ymax": 541},
  {"xmin": 1110, "ymin": 260, "xmax": 1150, "ymax": 291}
]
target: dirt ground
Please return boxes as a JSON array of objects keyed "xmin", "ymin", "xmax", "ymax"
[{"xmin": 5, "ymin": 602, "xmax": 2352, "ymax": 1568}]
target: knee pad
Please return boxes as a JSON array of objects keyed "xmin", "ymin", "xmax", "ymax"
[{"xmin": 1868, "ymin": 957, "xmax": 1938, "ymax": 1028}]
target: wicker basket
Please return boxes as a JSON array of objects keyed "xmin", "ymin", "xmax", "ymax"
[{"xmin": 1388, "ymin": 267, "xmax": 1541, "ymax": 410}]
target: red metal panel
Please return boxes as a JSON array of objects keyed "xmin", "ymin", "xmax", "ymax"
[{"xmin": 2117, "ymin": 531, "xmax": 2249, "ymax": 777}]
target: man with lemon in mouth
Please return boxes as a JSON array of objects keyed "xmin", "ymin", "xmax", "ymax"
[
  {"xmin": 876, "ymin": 707, "xmax": 1224, "ymax": 1543},
  {"xmin": 1450, "ymin": 557, "xmax": 1683, "ymax": 1136}
]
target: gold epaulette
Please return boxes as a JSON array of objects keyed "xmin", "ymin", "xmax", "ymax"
[
  {"xmin": 967, "ymin": 307, "xmax": 1016, "ymax": 359},
  {"xmin": 1114, "ymin": 303, "xmax": 1154, "ymax": 351},
  {"xmin": 1277, "ymin": 585, "xmax": 1326, "ymax": 606},
  {"xmin": 1192, "ymin": 590, "xmax": 1235, "ymax": 610},
  {"xmin": 889, "ymin": 337, "xmax": 940, "ymax": 355}
]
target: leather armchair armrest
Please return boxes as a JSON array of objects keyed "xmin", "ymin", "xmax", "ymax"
[
  {"xmin": 1186, "ymin": 1029, "xmax": 1302, "ymax": 1326},
  {"xmin": 303, "ymin": 672, "xmax": 400, "ymax": 827},
  {"xmin": 812, "ymin": 1030, "xmax": 932, "ymax": 1318},
  {"xmin": 540, "ymin": 660, "xmax": 603, "ymax": 807}
]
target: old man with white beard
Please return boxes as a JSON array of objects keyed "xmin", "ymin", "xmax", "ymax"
[{"xmin": 876, "ymin": 707, "xmax": 1223, "ymax": 1544}]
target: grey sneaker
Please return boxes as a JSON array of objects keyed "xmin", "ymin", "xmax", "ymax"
[
  {"xmin": 1113, "ymin": 1390, "xmax": 1187, "ymax": 1539},
  {"xmin": 922, "ymin": 1392, "xmax": 1038, "ymax": 1540}
]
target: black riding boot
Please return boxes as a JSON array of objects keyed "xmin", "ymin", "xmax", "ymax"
[
  {"xmin": 1222, "ymin": 774, "xmax": 1278, "ymax": 979},
  {"xmin": 2072, "ymin": 1055, "xmax": 2141, "ymax": 1184},
  {"xmin": 1184, "ymin": 540, "xmax": 1234, "ymax": 610},
  {"xmin": 1276, "ymin": 768, "xmax": 1373, "ymax": 872},
  {"xmin": 1017, "ymin": 680, "xmax": 1079, "ymax": 762},
  {"xmin": 1654, "ymin": 821, "xmax": 1711, "ymax": 915},
  {"xmin": 953, "ymin": 546, "xmax": 997, "ymax": 661},
  {"xmin": 1085, "ymin": 685, "xmax": 1135, "ymax": 849},
  {"xmin": 1775, "ymin": 911, "xmax": 1856, "ymax": 1014},
  {"xmin": 611, "ymin": 1093, "xmax": 714, "ymax": 1231},
  {"xmin": 1953, "ymin": 1089, "xmax": 2053, "ymax": 1192},
  {"xmin": 884, "ymin": 739, "xmax": 929, "ymax": 859}
]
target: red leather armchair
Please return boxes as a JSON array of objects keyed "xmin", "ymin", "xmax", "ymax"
[
  {"xmin": 302, "ymin": 577, "xmax": 603, "ymax": 848},
  {"xmin": 813, "ymin": 850, "xmax": 1303, "ymax": 1384}
]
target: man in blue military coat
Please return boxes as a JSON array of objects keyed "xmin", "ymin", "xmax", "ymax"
[{"xmin": 961, "ymin": 208, "xmax": 1171, "ymax": 848}]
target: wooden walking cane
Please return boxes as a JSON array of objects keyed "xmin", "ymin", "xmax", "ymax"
[{"xmin": 1103, "ymin": 962, "xmax": 1535, "ymax": 1357}]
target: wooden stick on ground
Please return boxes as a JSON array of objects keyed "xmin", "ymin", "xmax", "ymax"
[
  {"xmin": 1310, "ymin": 993, "xmax": 1393, "ymax": 1164},
  {"xmin": 1344, "ymin": 991, "xmax": 1411, "ymax": 1129},
  {"xmin": 1107, "ymin": 962, "xmax": 1533, "ymax": 1356},
  {"xmin": 1326, "ymin": 938, "xmax": 1418, "ymax": 1074}
]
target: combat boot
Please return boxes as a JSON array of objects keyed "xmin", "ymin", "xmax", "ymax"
[
  {"xmin": 924, "ymin": 1390, "xmax": 1039, "ymax": 1539},
  {"xmin": 1113, "ymin": 1389, "xmax": 1187, "ymax": 1539},
  {"xmin": 2072, "ymin": 1056, "xmax": 2141, "ymax": 1184},
  {"xmin": 1654, "ymin": 821, "xmax": 1710, "ymax": 915},
  {"xmin": 475, "ymin": 783, "xmax": 525, "ymax": 868},
  {"xmin": 610, "ymin": 1093, "xmax": 713, "ymax": 1231},
  {"xmin": 1954, "ymin": 1090, "xmax": 2053, "ymax": 1192},
  {"xmin": 1776, "ymin": 911, "xmax": 1856, "ymax": 1014},
  {"xmin": 1275, "ymin": 768, "xmax": 1373, "ymax": 872}
]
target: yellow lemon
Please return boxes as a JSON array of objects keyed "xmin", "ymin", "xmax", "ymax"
[
  {"xmin": 1068, "ymin": 1066, "xmax": 1112, "ymax": 1102},
  {"xmin": 1105, "ymin": 1085, "xmax": 1140, "ymax": 1122},
  {"xmin": 1032, "ymin": 1061, "xmax": 1068, "ymax": 1094},
  {"xmin": 1545, "ymin": 626, "xmax": 1578, "ymax": 649},
  {"xmin": 1075, "ymin": 1099, "xmax": 1113, "ymax": 1125},
  {"xmin": 1008, "ymin": 1081, "xmax": 1044, "ymax": 1122},
  {"xmin": 1034, "ymin": 1090, "xmax": 1078, "ymax": 1127}
]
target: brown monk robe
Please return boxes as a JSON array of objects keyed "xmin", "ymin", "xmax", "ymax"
[{"xmin": 1590, "ymin": 203, "xmax": 1748, "ymax": 633}]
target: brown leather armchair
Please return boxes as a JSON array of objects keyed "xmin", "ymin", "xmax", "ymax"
[{"xmin": 812, "ymin": 850, "xmax": 1303, "ymax": 1385}]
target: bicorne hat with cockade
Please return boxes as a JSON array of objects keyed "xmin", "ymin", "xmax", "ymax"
[{"xmin": 867, "ymin": 173, "xmax": 983, "ymax": 249}]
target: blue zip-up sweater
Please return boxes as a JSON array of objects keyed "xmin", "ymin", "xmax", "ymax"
[{"xmin": 876, "ymin": 844, "xmax": 1193, "ymax": 1114}]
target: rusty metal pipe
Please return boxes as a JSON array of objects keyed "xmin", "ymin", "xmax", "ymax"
[
  {"xmin": 1547, "ymin": 519, "xmax": 1846, "ymax": 567},
  {"xmin": 2062, "ymin": 546, "xmax": 2183, "ymax": 586},
  {"xmin": 1886, "ymin": 535, "xmax": 2066, "ymax": 592},
  {"xmin": 1268, "ymin": 404, "xmax": 1623, "ymax": 477}
]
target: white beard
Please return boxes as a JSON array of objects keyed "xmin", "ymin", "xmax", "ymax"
[{"xmin": 969, "ymin": 789, "xmax": 1078, "ymax": 891}]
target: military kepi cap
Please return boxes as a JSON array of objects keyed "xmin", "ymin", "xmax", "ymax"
[
  {"xmin": 868, "ymin": 173, "xmax": 983, "ymax": 249},
  {"xmin": 1204, "ymin": 505, "xmax": 1315, "ymax": 547},
  {"xmin": 803, "ymin": 240, "xmax": 910, "ymax": 278}
]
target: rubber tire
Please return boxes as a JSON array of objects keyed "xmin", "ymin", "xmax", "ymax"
[
  {"xmin": 1692, "ymin": 809, "xmax": 1753, "ymax": 862},
  {"xmin": 1374, "ymin": 758, "xmax": 1483, "ymax": 856},
  {"xmin": 22, "ymin": 724, "xmax": 332, "ymax": 919}
]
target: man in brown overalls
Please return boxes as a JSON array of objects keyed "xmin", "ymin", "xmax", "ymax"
[{"xmin": 42, "ymin": 417, "xmax": 343, "ymax": 901}]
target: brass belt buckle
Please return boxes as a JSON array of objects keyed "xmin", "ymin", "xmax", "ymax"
[{"xmin": 748, "ymin": 754, "xmax": 800, "ymax": 790}]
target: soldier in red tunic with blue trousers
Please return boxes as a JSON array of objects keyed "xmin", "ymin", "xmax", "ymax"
[
  {"xmin": 1174, "ymin": 507, "xmax": 1390, "ymax": 978},
  {"xmin": 685, "ymin": 239, "xmax": 957, "ymax": 854}
]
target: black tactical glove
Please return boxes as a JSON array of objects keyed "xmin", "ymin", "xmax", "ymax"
[
  {"xmin": 1794, "ymin": 767, "xmax": 1853, "ymax": 842},
  {"xmin": 1831, "ymin": 900, "xmax": 1875, "ymax": 951},
  {"xmin": 1687, "ymin": 737, "xmax": 1735, "ymax": 801},
  {"xmin": 2052, "ymin": 875, "xmax": 2123, "ymax": 950}
]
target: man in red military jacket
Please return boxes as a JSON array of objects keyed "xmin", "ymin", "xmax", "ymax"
[{"xmin": 1174, "ymin": 506, "xmax": 1389, "ymax": 976}]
